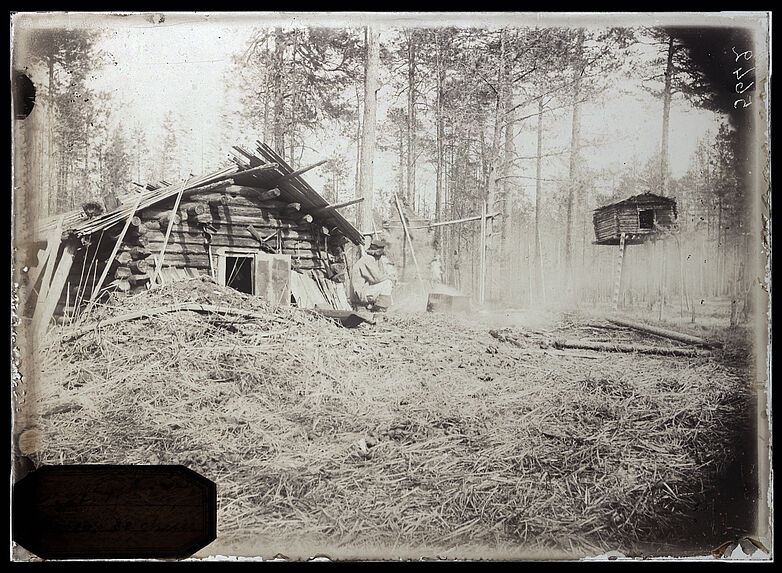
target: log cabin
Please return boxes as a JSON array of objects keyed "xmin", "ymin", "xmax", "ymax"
[
  {"xmin": 19, "ymin": 142, "xmax": 365, "ymax": 328},
  {"xmin": 592, "ymin": 192, "xmax": 678, "ymax": 245}
]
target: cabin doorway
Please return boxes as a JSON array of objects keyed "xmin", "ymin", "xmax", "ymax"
[
  {"xmin": 639, "ymin": 209, "xmax": 655, "ymax": 230},
  {"xmin": 225, "ymin": 255, "xmax": 254, "ymax": 294}
]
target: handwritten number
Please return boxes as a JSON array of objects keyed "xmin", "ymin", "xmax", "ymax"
[
  {"xmin": 733, "ymin": 66, "xmax": 755, "ymax": 80},
  {"xmin": 732, "ymin": 47, "xmax": 753, "ymax": 62},
  {"xmin": 734, "ymin": 97, "xmax": 752, "ymax": 109},
  {"xmin": 736, "ymin": 81, "xmax": 755, "ymax": 94}
]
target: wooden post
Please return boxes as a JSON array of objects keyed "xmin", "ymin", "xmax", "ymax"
[
  {"xmin": 393, "ymin": 191, "xmax": 426, "ymax": 295},
  {"xmin": 33, "ymin": 239, "xmax": 77, "ymax": 338},
  {"xmin": 658, "ymin": 239, "xmax": 666, "ymax": 322},
  {"xmin": 612, "ymin": 232, "xmax": 626, "ymax": 310},
  {"xmin": 479, "ymin": 200, "xmax": 487, "ymax": 305}
]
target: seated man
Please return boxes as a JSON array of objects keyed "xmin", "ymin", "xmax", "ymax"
[{"xmin": 352, "ymin": 237, "xmax": 394, "ymax": 312}]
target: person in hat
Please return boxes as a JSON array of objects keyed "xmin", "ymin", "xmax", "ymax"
[{"xmin": 352, "ymin": 236, "xmax": 394, "ymax": 312}]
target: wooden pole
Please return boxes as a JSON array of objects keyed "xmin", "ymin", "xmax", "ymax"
[
  {"xmin": 152, "ymin": 178, "xmax": 191, "ymax": 285},
  {"xmin": 409, "ymin": 211, "xmax": 501, "ymax": 229},
  {"xmin": 612, "ymin": 233, "xmax": 626, "ymax": 310},
  {"xmin": 393, "ymin": 191, "xmax": 426, "ymax": 295},
  {"xmin": 479, "ymin": 199, "xmax": 487, "ymax": 305}
]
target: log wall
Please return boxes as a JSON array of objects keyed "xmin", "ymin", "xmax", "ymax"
[{"xmin": 56, "ymin": 187, "xmax": 346, "ymax": 316}]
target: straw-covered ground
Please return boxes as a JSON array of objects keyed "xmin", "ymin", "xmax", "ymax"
[{"xmin": 24, "ymin": 277, "xmax": 758, "ymax": 559}]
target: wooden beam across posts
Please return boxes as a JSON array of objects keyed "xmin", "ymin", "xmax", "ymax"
[
  {"xmin": 393, "ymin": 191, "xmax": 426, "ymax": 295},
  {"xmin": 32, "ymin": 238, "xmax": 78, "ymax": 338},
  {"xmin": 313, "ymin": 197, "xmax": 365, "ymax": 215},
  {"xmin": 85, "ymin": 194, "xmax": 145, "ymax": 313},
  {"xmin": 409, "ymin": 211, "xmax": 501, "ymax": 230}
]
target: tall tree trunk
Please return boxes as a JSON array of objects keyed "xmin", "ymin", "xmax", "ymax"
[
  {"xmin": 565, "ymin": 29, "xmax": 585, "ymax": 298},
  {"xmin": 272, "ymin": 28, "xmax": 285, "ymax": 160},
  {"xmin": 406, "ymin": 31, "xmax": 416, "ymax": 209},
  {"xmin": 358, "ymin": 26, "xmax": 380, "ymax": 236},
  {"xmin": 660, "ymin": 34, "xmax": 675, "ymax": 195},
  {"xmin": 434, "ymin": 31, "xmax": 445, "ymax": 250},
  {"xmin": 535, "ymin": 98, "xmax": 545, "ymax": 303},
  {"xmin": 484, "ymin": 28, "xmax": 508, "ymax": 301},
  {"xmin": 354, "ymin": 83, "xmax": 362, "ymax": 197}
]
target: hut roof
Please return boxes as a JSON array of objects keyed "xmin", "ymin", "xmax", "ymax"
[
  {"xmin": 594, "ymin": 192, "xmax": 676, "ymax": 213},
  {"xmin": 30, "ymin": 141, "xmax": 364, "ymax": 245}
]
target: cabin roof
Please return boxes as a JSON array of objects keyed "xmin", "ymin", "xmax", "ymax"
[
  {"xmin": 594, "ymin": 192, "xmax": 676, "ymax": 213},
  {"xmin": 31, "ymin": 142, "xmax": 364, "ymax": 245}
]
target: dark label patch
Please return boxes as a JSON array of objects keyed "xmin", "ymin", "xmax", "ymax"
[{"xmin": 13, "ymin": 465, "xmax": 216, "ymax": 560}]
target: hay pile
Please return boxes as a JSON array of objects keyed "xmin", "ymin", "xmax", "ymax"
[{"xmin": 28, "ymin": 278, "xmax": 754, "ymax": 558}]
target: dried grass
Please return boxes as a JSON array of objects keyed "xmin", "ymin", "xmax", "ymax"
[{"xmin": 29, "ymin": 277, "xmax": 753, "ymax": 558}]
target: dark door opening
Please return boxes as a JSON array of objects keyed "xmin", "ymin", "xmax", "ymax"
[
  {"xmin": 226, "ymin": 256, "xmax": 254, "ymax": 294},
  {"xmin": 639, "ymin": 209, "xmax": 655, "ymax": 230}
]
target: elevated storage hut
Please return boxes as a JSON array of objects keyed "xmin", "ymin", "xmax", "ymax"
[
  {"xmin": 21, "ymin": 142, "xmax": 365, "ymax": 329},
  {"xmin": 592, "ymin": 192, "xmax": 678, "ymax": 245}
]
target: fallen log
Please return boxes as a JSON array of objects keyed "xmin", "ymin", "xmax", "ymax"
[
  {"xmin": 553, "ymin": 339, "xmax": 712, "ymax": 357},
  {"xmin": 607, "ymin": 317, "xmax": 721, "ymax": 348}
]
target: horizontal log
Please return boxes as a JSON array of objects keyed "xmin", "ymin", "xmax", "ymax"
[
  {"xmin": 224, "ymin": 185, "xmax": 281, "ymax": 201},
  {"xmin": 140, "ymin": 227, "xmax": 319, "ymax": 245},
  {"xmin": 553, "ymin": 339, "xmax": 712, "ymax": 357},
  {"xmin": 130, "ymin": 246, "xmax": 150, "ymax": 260},
  {"xmin": 129, "ymin": 260, "xmax": 150, "ymax": 274},
  {"xmin": 141, "ymin": 234, "xmax": 322, "ymax": 253},
  {"xmin": 116, "ymin": 251, "xmax": 132, "ymax": 265},
  {"xmin": 115, "ymin": 266, "xmax": 131, "ymax": 279},
  {"xmin": 187, "ymin": 203, "xmax": 208, "ymax": 217},
  {"xmin": 149, "ymin": 253, "xmax": 326, "ymax": 269},
  {"xmin": 116, "ymin": 279, "xmax": 131, "ymax": 292},
  {"xmin": 607, "ymin": 318, "xmax": 721, "ymax": 348},
  {"xmin": 128, "ymin": 273, "xmax": 150, "ymax": 285}
]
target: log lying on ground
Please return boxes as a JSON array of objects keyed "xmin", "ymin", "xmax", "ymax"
[
  {"xmin": 61, "ymin": 303, "xmax": 295, "ymax": 342},
  {"xmin": 608, "ymin": 317, "xmax": 721, "ymax": 348},
  {"xmin": 553, "ymin": 339, "xmax": 712, "ymax": 357}
]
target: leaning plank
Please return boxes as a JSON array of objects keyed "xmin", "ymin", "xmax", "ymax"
[
  {"xmin": 33, "ymin": 239, "xmax": 78, "ymax": 337},
  {"xmin": 36, "ymin": 216, "xmax": 65, "ymax": 302},
  {"xmin": 86, "ymin": 193, "xmax": 145, "ymax": 311},
  {"xmin": 607, "ymin": 317, "xmax": 721, "ymax": 348},
  {"xmin": 553, "ymin": 339, "xmax": 712, "ymax": 357},
  {"xmin": 62, "ymin": 303, "xmax": 292, "ymax": 342}
]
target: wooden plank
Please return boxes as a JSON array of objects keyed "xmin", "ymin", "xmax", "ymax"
[
  {"xmin": 33, "ymin": 240, "xmax": 77, "ymax": 336},
  {"xmin": 36, "ymin": 216, "xmax": 65, "ymax": 302}
]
